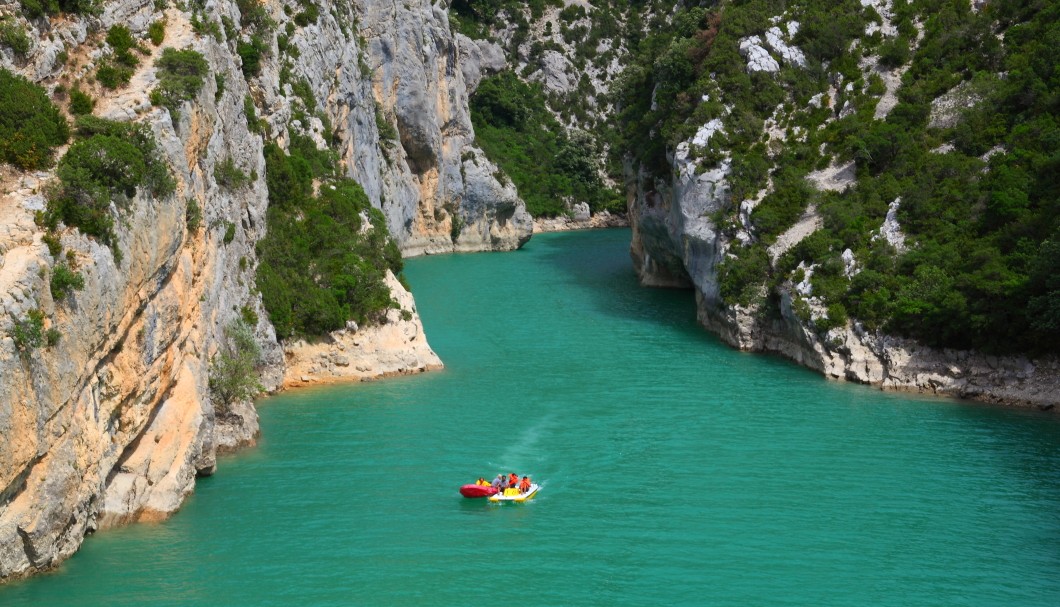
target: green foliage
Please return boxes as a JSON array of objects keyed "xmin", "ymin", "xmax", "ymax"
[
  {"xmin": 96, "ymin": 25, "xmax": 141, "ymax": 89},
  {"xmin": 68, "ymin": 86, "xmax": 95, "ymax": 115},
  {"xmin": 243, "ymin": 95, "xmax": 264, "ymax": 133},
  {"xmin": 235, "ymin": 0, "xmax": 273, "ymax": 32},
  {"xmin": 0, "ymin": 68, "xmax": 69, "ymax": 170},
  {"xmin": 151, "ymin": 47, "xmax": 209, "ymax": 114},
  {"xmin": 42, "ymin": 232, "xmax": 62, "ymax": 256},
  {"xmin": 240, "ymin": 305, "xmax": 258, "ymax": 327},
  {"xmin": 12, "ymin": 309, "xmax": 46, "ymax": 352},
  {"xmin": 208, "ymin": 320, "xmax": 263, "ymax": 412},
  {"xmin": 0, "ymin": 18, "xmax": 31, "ymax": 56},
  {"xmin": 95, "ymin": 63, "xmax": 133, "ymax": 89},
  {"xmin": 186, "ymin": 199, "xmax": 202, "ymax": 232},
  {"xmin": 375, "ymin": 108, "xmax": 398, "ymax": 141},
  {"xmin": 148, "ymin": 19, "xmax": 166, "ymax": 46},
  {"xmin": 237, "ymin": 35, "xmax": 267, "ymax": 78},
  {"xmin": 19, "ymin": 0, "xmax": 98, "ymax": 18},
  {"xmin": 42, "ymin": 117, "xmax": 174, "ymax": 258},
  {"xmin": 294, "ymin": 1, "xmax": 319, "ymax": 26},
  {"xmin": 214, "ymin": 157, "xmax": 250, "ymax": 189},
  {"xmin": 222, "ymin": 221, "xmax": 236, "ymax": 244},
  {"xmin": 470, "ymin": 71, "xmax": 619, "ymax": 217},
  {"xmin": 50, "ymin": 263, "xmax": 84, "ymax": 302},
  {"xmin": 749, "ymin": 170, "xmax": 813, "ymax": 244},
  {"xmin": 718, "ymin": 245, "xmax": 770, "ymax": 307},
  {"xmin": 256, "ymin": 141, "xmax": 402, "ymax": 339}
]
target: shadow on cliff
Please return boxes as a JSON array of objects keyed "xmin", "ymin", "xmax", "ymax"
[{"xmin": 526, "ymin": 229, "xmax": 715, "ymax": 339}]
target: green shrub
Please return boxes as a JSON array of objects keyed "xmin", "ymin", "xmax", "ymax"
[
  {"xmin": 0, "ymin": 18, "xmax": 31, "ymax": 56},
  {"xmin": 240, "ymin": 305, "xmax": 258, "ymax": 327},
  {"xmin": 294, "ymin": 2, "xmax": 319, "ymax": 26},
  {"xmin": 375, "ymin": 108, "xmax": 398, "ymax": 141},
  {"xmin": 96, "ymin": 61, "xmax": 133, "ymax": 89},
  {"xmin": 43, "ymin": 117, "xmax": 174, "ymax": 257},
  {"xmin": 19, "ymin": 0, "xmax": 97, "ymax": 18},
  {"xmin": 237, "ymin": 36, "xmax": 267, "ymax": 78},
  {"xmin": 718, "ymin": 245, "xmax": 770, "ymax": 307},
  {"xmin": 12, "ymin": 309, "xmax": 45, "ymax": 352},
  {"xmin": 208, "ymin": 320, "xmax": 263, "ymax": 412},
  {"xmin": 42, "ymin": 232, "xmax": 62, "ymax": 256},
  {"xmin": 256, "ymin": 148, "xmax": 402, "ymax": 338},
  {"xmin": 50, "ymin": 263, "xmax": 84, "ymax": 301},
  {"xmin": 235, "ymin": 0, "xmax": 273, "ymax": 32},
  {"xmin": 148, "ymin": 19, "xmax": 166, "ymax": 46},
  {"xmin": 0, "ymin": 68, "xmax": 70, "ymax": 170},
  {"xmin": 214, "ymin": 157, "xmax": 250, "ymax": 189},
  {"xmin": 470, "ymin": 71, "xmax": 618, "ymax": 217},
  {"xmin": 222, "ymin": 221, "xmax": 236, "ymax": 244},
  {"xmin": 186, "ymin": 199, "xmax": 202, "ymax": 232},
  {"xmin": 68, "ymin": 86, "xmax": 95, "ymax": 115},
  {"xmin": 214, "ymin": 73, "xmax": 225, "ymax": 101},
  {"xmin": 243, "ymin": 95, "xmax": 263, "ymax": 133},
  {"xmin": 749, "ymin": 170, "xmax": 814, "ymax": 243},
  {"xmin": 151, "ymin": 47, "xmax": 209, "ymax": 114},
  {"xmin": 106, "ymin": 25, "xmax": 139, "ymax": 66}
]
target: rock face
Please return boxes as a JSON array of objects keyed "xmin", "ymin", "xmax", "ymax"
[
  {"xmin": 332, "ymin": 1, "xmax": 533, "ymax": 256},
  {"xmin": 627, "ymin": 116, "xmax": 1060, "ymax": 412},
  {"xmin": 0, "ymin": 0, "xmax": 524, "ymax": 582},
  {"xmin": 282, "ymin": 271, "xmax": 443, "ymax": 387}
]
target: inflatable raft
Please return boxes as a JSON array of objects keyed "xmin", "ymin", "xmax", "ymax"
[{"xmin": 459, "ymin": 484, "xmax": 498, "ymax": 498}]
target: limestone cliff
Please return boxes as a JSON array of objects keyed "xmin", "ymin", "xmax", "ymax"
[
  {"xmin": 624, "ymin": 1, "xmax": 1060, "ymax": 410},
  {"xmin": 0, "ymin": 0, "xmax": 526, "ymax": 581}
]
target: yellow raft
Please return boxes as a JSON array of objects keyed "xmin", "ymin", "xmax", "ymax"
[{"xmin": 488, "ymin": 484, "xmax": 540, "ymax": 503}]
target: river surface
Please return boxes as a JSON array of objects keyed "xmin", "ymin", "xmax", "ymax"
[{"xmin": 4, "ymin": 229, "xmax": 1060, "ymax": 606}]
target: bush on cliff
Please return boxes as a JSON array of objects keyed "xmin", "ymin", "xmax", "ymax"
[
  {"xmin": 209, "ymin": 320, "xmax": 263, "ymax": 412},
  {"xmin": 256, "ymin": 142, "xmax": 403, "ymax": 339},
  {"xmin": 19, "ymin": 0, "xmax": 98, "ymax": 18},
  {"xmin": 470, "ymin": 71, "xmax": 622, "ymax": 217},
  {"xmin": 0, "ymin": 68, "xmax": 70, "ymax": 170},
  {"xmin": 41, "ymin": 117, "xmax": 175, "ymax": 260},
  {"xmin": 151, "ymin": 48, "xmax": 210, "ymax": 116}
]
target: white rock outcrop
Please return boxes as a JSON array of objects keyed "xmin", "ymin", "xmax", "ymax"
[{"xmin": 739, "ymin": 36, "xmax": 780, "ymax": 73}]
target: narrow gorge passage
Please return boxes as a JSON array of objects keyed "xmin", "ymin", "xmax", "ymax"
[{"xmin": 4, "ymin": 230, "xmax": 1059, "ymax": 606}]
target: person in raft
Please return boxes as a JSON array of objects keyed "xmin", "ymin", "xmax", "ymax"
[
  {"xmin": 476, "ymin": 477, "xmax": 489, "ymax": 487},
  {"xmin": 508, "ymin": 472, "xmax": 519, "ymax": 488},
  {"xmin": 519, "ymin": 476, "xmax": 531, "ymax": 493},
  {"xmin": 493, "ymin": 474, "xmax": 508, "ymax": 491}
]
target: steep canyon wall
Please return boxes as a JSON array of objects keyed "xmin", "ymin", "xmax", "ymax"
[{"xmin": 0, "ymin": 0, "xmax": 524, "ymax": 580}]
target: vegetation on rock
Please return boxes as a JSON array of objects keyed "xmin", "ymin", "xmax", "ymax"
[
  {"xmin": 40, "ymin": 117, "xmax": 175, "ymax": 260},
  {"xmin": 470, "ymin": 71, "xmax": 621, "ymax": 217},
  {"xmin": 208, "ymin": 320, "xmax": 263, "ymax": 412},
  {"xmin": 0, "ymin": 68, "xmax": 69, "ymax": 170},
  {"xmin": 255, "ymin": 137, "xmax": 403, "ymax": 339},
  {"xmin": 612, "ymin": 0, "xmax": 1060, "ymax": 356},
  {"xmin": 151, "ymin": 47, "xmax": 210, "ymax": 115}
]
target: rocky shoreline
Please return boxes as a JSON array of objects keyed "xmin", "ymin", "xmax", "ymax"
[{"xmin": 532, "ymin": 208, "xmax": 629, "ymax": 233}]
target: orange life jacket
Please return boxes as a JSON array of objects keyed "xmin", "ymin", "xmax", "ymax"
[
  {"xmin": 519, "ymin": 478, "xmax": 531, "ymax": 491},
  {"xmin": 509, "ymin": 473, "xmax": 518, "ymax": 486}
]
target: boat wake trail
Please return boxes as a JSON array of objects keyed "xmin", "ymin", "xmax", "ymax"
[{"xmin": 488, "ymin": 412, "xmax": 555, "ymax": 473}]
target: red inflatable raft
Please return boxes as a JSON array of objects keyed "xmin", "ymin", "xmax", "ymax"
[{"xmin": 459, "ymin": 484, "xmax": 498, "ymax": 498}]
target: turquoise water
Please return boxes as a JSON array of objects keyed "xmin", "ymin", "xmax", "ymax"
[{"xmin": 4, "ymin": 229, "xmax": 1060, "ymax": 606}]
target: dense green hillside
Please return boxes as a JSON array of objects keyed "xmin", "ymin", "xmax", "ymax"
[{"xmin": 614, "ymin": 0, "xmax": 1058, "ymax": 355}]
